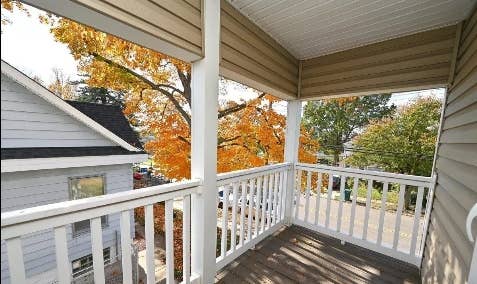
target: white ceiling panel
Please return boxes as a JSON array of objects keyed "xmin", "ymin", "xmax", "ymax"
[{"xmin": 227, "ymin": 0, "xmax": 475, "ymax": 59}]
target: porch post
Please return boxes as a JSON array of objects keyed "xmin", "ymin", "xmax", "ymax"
[
  {"xmin": 283, "ymin": 100, "xmax": 302, "ymax": 225},
  {"xmin": 190, "ymin": 0, "xmax": 220, "ymax": 282}
]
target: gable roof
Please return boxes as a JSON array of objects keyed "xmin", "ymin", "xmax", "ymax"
[
  {"xmin": 67, "ymin": 101, "xmax": 143, "ymax": 149},
  {"xmin": 1, "ymin": 60, "xmax": 141, "ymax": 152}
]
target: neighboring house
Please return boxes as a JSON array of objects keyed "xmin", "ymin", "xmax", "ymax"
[{"xmin": 0, "ymin": 61, "xmax": 148, "ymax": 283}]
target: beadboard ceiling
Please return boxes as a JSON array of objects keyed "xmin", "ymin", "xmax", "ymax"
[{"xmin": 227, "ymin": 0, "xmax": 474, "ymax": 59}]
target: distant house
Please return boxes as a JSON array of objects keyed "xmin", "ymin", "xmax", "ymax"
[{"xmin": 0, "ymin": 61, "xmax": 148, "ymax": 283}]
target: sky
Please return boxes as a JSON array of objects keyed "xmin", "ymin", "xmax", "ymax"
[{"xmin": 1, "ymin": 4, "xmax": 445, "ymax": 108}]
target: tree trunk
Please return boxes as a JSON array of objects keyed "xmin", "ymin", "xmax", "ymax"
[{"xmin": 333, "ymin": 150, "xmax": 340, "ymax": 166}]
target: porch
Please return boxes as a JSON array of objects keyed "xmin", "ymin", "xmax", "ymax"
[
  {"xmin": 1, "ymin": 161, "xmax": 434, "ymax": 283},
  {"xmin": 216, "ymin": 225, "xmax": 420, "ymax": 284},
  {"xmin": 1, "ymin": 0, "xmax": 476, "ymax": 283}
]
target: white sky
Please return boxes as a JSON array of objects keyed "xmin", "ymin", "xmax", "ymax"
[{"xmin": 1, "ymin": 4, "xmax": 445, "ymax": 108}]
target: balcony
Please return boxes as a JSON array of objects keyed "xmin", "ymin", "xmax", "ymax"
[
  {"xmin": 1, "ymin": 0, "xmax": 476, "ymax": 283},
  {"xmin": 1, "ymin": 162, "xmax": 433, "ymax": 283}
]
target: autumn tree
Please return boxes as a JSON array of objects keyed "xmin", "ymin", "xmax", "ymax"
[
  {"xmin": 1, "ymin": 0, "xmax": 28, "ymax": 27},
  {"xmin": 302, "ymin": 95, "xmax": 395, "ymax": 165},
  {"xmin": 41, "ymin": 15, "xmax": 318, "ymax": 179},
  {"xmin": 346, "ymin": 97, "xmax": 441, "ymax": 177},
  {"xmin": 48, "ymin": 68, "xmax": 75, "ymax": 99}
]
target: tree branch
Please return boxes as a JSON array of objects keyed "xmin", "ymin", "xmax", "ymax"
[
  {"xmin": 218, "ymin": 92, "xmax": 266, "ymax": 119},
  {"xmin": 92, "ymin": 53, "xmax": 191, "ymax": 126}
]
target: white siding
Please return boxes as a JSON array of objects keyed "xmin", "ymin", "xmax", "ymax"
[
  {"xmin": 1, "ymin": 74, "xmax": 115, "ymax": 148},
  {"xmin": 0, "ymin": 164, "xmax": 134, "ymax": 283}
]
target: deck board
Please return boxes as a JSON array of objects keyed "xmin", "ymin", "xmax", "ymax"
[{"xmin": 216, "ymin": 225, "xmax": 420, "ymax": 284}]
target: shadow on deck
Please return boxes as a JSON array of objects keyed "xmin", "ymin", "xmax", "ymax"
[{"xmin": 215, "ymin": 225, "xmax": 420, "ymax": 284}]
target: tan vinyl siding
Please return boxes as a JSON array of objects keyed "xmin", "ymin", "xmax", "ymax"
[
  {"xmin": 421, "ymin": 7, "xmax": 477, "ymax": 284},
  {"xmin": 75, "ymin": 0, "xmax": 203, "ymax": 56},
  {"xmin": 300, "ymin": 26, "xmax": 457, "ymax": 99},
  {"xmin": 219, "ymin": 0, "xmax": 299, "ymax": 100}
]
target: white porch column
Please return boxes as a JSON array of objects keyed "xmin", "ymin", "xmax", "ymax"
[
  {"xmin": 190, "ymin": 0, "xmax": 220, "ymax": 283},
  {"xmin": 283, "ymin": 100, "xmax": 302, "ymax": 225}
]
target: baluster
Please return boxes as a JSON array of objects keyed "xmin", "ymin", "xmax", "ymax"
[
  {"xmin": 183, "ymin": 195, "xmax": 191, "ymax": 284},
  {"xmin": 54, "ymin": 226, "xmax": 71, "ymax": 284},
  {"xmin": 325, "ymin": 173, "xmax": 333, "ymax": 228},
  {"xmin": 254, "ymin": 176, "xmax": 263, "ymax": 237},
  {"xmin": 272, "ymin": 172, "xmax": 280, "ymax": 225},
  {"xmin": 349, "ymin": 177, "xmax": 359, "ymax": 237},
  {"xmin": 410, "ymin": 186, "xmax": 425, "ymax": 255},
  {"xmin": 337, "ymin": 176, "xmax": 346, "ymax": 232},
  {"xmin": 261, "ymin": 175, "xmax": 269, "ymax": 233},
  {"xmin": 377, "ymin": 182, "xmax": 389, "ymax": 246},
  {"xmin": 267, "ymin": 173, "xmax": 274, "ymax": 229},
  {"xmin": 231, "ymin": 182, "xmax": 239, "ymax": 251},
  {"xmin": 145, "ymin": 204, "xmax": 155, "ymax": 284},
  {"xmin": 221, "ymin": 186, "xmax": 230, "ymax": 257},
  {"xmin": 281, "ymin": 169, "xmax": 288, "ymax": 221},
  {"xmin": 165, "ymin": 200, "xmax": 174, "ymax": 284},
  {"xmin": 314, "ymin": 172, "xmax": 322, "ymax": 225},
  {"xmin": 304, "ymin": 171, "xmax": 312, "ymax": 223},
  {"xmin": 278, "ymin": 170, "xmax": 286, "ymax": 221},
  {"xmin": 294, "ymin": 170, "xmax": 302, "ymax": 220},
  {"xmin": 363, "ymin": 180, "xmax": 373, "ymax": 240},
  {"xmin": 247, "ymin": 179, "xmax": 255, "ymax": 241},
  {"xmin": 121, "ymin": 210, "xmax": 133, "ymax": 284},
  {"xmin": 91, "ymin": 217, "xmax": 105, "ymax": 284},
  {"xmin": 6, "ymin": 237, "xmax": 26, "ymax": 283},
  {"xmin": 393, "ymin": 184, "xmax": 406, "ymax": 249},
  {"xmin": 239, "ymin": 180, "xmax": 247, "ymax": 246}
]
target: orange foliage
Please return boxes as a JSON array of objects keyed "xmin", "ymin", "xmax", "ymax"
[{"xmin": 42, "ymin": 16, "xmax": 319, "ymax": 180}]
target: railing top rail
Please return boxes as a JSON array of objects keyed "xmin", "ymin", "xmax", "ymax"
[
  {"xmin": 217, "ymin": 162, "xmax": 292, "ymax": 182},
  {"xmin": 296, "ymin": 163, "xmax": 432, "ymax": 184},
  {"xmin": 1, "ymin": 179, "xmax": 201, "ymax": 229}
]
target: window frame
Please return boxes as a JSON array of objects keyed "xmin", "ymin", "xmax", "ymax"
[
  {"xmin": 71, "ymin": 247, "xmax": 111, "ymax": 278},
  {"xmin": 68, "ymin": 174, "xmax": 108, "ymax": 236}
]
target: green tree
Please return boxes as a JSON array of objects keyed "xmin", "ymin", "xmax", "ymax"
[
  {"xmin": 346, "ymin": 97, "xmax": 441, "ymax": 177},
  {"xmin": 76, "ymin": 85, "xmax": 125, "ymax": 107},
  {"xmin": 302, "ymin": 95, "xmax": 395, "ymax": 165}
]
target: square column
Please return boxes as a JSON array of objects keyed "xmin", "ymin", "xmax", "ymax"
[
  {"xmin": 190, "ymin": 0, "xmax": 220, "ymax": 283},
  {"xmin": 283, "ymin": 100, "xmax": 302, "ymax": 225}
]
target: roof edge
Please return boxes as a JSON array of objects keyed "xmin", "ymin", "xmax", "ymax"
[{"xmin": 1, "ymin": 60, "xmax": 141, "ymax": 152}]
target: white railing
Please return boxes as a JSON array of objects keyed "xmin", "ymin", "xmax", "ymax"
[
  {"xmin": 1, "ymin": 180, "xmax": 200, "ymax": 284},
  {"xmin": 293, "ymin": 163, "xmax": 434, "ymax": 266},
  {"xmin": 215, "ymin": 163, "xmax": 291, "ymax": 270}
]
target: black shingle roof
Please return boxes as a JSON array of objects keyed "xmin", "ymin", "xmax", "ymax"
[
  {"xmin": 1, "ymin": 101, "xmax": 145, "ymax": 160},
  {"xmin": 66, "ymin": 101, "xmax": 143, "ymax": 149},
  {"xmin": 1, "ymin": 147, "xmax": 145, "ymax": 160}
]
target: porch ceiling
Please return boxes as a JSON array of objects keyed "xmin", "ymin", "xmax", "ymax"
[{"xmin": 227, "ymin": 0, "xmax": 473, "ymax": 60}]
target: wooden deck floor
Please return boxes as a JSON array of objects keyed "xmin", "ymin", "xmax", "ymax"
[{"xmin": 215, "ymin": 226, "xmax": 420, "ymax": 284}]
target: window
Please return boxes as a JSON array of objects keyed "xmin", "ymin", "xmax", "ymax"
[
  {"xmin": 69, "ymin": 175, "xmax": 107, "ymax": 234},
  {"xmin": 72, "ymin": 247, "xmax": 111, "ymax": 278}
]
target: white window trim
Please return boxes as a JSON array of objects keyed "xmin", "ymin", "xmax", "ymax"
[
  {"xmin": 69, "ymin": 174, "xmax": 108, "ymax": 236},
  {"xmin": 1, "ymin": 154, "xmax": 148, "ymax": 173}
]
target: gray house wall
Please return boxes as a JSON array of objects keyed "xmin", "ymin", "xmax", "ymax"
[
  {"xmin": 1, "ymin": 74, "xmax": 115, "ymax": 148},
  {"xmin": 0, "ymin": 164, "xmax": 134, "ymax": 283},
  {"xmin": 421, "ymin": 6, "xmax": 477, "ymax": 284},
  {"xmin": 1, "ymin": 74, "xmax": 138, "ymax": 283}
]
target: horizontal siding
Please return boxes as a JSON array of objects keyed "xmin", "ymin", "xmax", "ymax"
[
  {"xmin": 0, "ymin": 164, "xmax": 133, "ymax": 283},
  {"xmin": 219, "ymin": 0, "xmax": 299, "ymax": 100},
  {"xmin": 1, "ymin": 75, "xmax": 115, "ymax": 148},
  {"xmin": 300, "ymin": 26, "xmax": 457, "ymax": 99},
  {"xmin": 421, "ymin": 6, "xmax": 477, "ymax": 284},
  {"xmin": 75, "ymin": 0, "xmax": 203, "ymax": 56}
]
